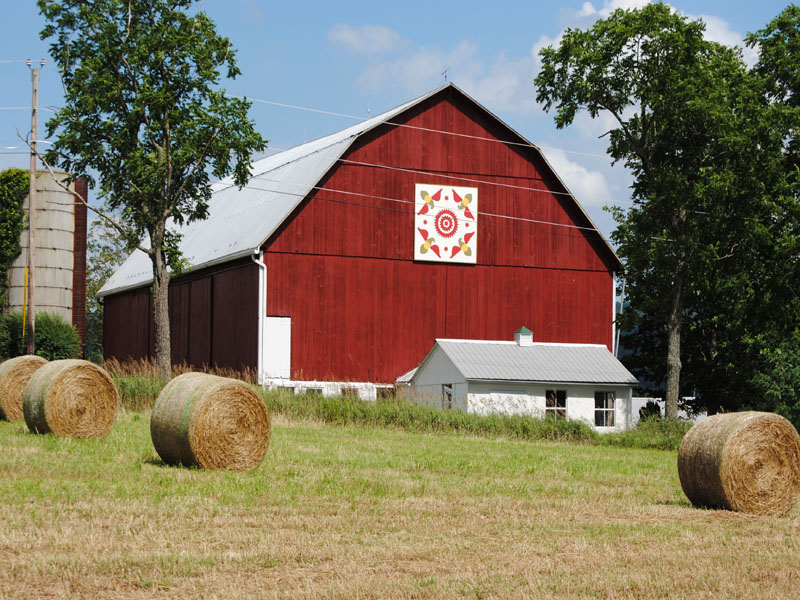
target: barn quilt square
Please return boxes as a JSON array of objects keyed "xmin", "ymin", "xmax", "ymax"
[{"xmin": 414, "ymin": 183, "xmax": 478, "ymax": 264}]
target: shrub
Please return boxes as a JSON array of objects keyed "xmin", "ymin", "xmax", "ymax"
[
  {"xmin": 599, "ymin": 417, "xmax": 694, "ymax": 451},
  {"xmin": 34, "ymin": 312, "xmax": 81, "ymax": 360},
  {"xmin": 0, "ymin": 311, "xmax": 81, "ymax": 360},
  {"xmin": 0, "ymin": 311, "xmax": 23, "ymax": 359}
]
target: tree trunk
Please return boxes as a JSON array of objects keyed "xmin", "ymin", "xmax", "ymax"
[
  {"xmin": 665, "ymin": 266, "xmax": 686, "ymax": 420},
  {"xmin": 151, "ymin": 248, "xmax": 172, "ymax": 381}
]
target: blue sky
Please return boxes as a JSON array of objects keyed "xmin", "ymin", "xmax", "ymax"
[{"xmin": 0, "ymin": 0, "xmax": 793, "ymax": 241}]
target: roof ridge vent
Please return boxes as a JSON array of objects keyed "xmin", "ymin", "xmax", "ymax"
[{"xmin": 514, "ymin": 326, "xmax": 533, "ymax": 347}]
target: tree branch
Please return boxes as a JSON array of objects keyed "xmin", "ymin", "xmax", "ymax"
[
  {"xmin": 598, "ymin": 102, "xmax": 653, "ymax": 180},
  {"xmin": 168, "ymin": 122, "xmax": 225, "ymax": 220},
  {"xmin": 18, "ymin": 130, "xmax": 151, "ymax": 256}
]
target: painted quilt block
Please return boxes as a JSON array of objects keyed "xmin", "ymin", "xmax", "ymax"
[{"xmin": 414, "ymin": 183, "xmax": 478, "ymax": 264}]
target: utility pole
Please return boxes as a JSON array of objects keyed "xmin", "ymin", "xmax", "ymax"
[{"xmin": 26, "ymin": 59, "xmax": 44, "ymax": 355}]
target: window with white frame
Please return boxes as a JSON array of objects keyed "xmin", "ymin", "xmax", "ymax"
[
  {"xmin": 594, "ymin": 391, "xmax": 615, "ymax": 427},
  {"xmin": 545, "ymin": 389, "xmax": 566, "ymax": 420}
]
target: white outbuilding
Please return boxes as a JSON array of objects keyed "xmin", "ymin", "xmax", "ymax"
[{"xmin": 404, "ymin": 327, "xmax": 639, "ymax": 432}]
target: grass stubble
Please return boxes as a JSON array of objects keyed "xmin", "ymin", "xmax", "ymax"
[{"xmin": 1, "ymin": 403, "xmax": 798, "ymax": 599}]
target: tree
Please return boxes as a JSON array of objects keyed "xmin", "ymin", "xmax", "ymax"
[
  {"xmin": 0, "ymin": 169, "xmax": 29, "ymax": 310},
  {"xmin": 38, "ymin": 0, "xmax": 267, "ymax": 378},
  {"xmin": 535, "ymin": 4, "xmax": 784, "ymax": 418},
  {"xmin": 85, "ymin": 219, "xmax": 128, "ymax": 362},
  {"xmin": 742, "ymin": 6, "xmax": 800, "ymax": 428}
]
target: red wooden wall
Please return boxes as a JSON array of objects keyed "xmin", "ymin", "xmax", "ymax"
[
  {"xmin": 265, "ymin": 88, "xmax": 617, "ymax": 382},
  {"xmin": 103, "ymin": 259, "xmax": 258, "ymax": 372},
  {"xmin": 71, "ymin": 177, "xmax": 88, "ymax": 345}
]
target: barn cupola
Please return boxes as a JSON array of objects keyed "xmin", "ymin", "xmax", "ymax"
[{"xmin": 514, "ymin": 326, "xmax": 534, "ymax": 347}]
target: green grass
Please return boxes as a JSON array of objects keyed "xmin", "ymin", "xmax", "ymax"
[
  {"xmin": 0, "ymin": 411, "xmax": 796, "ymax": 599},
  {"xmin": 600, "ymin": 417, "xmax": 695, "ymax": 450},
  {"xmin": 108, "ymin": 368, "xmax": 694, "ymax": 450},
  {"xmin": 113, "ymin": 374, "xmax": 166, "ymax": 412},
  {"xmin": 260, "ymin": 389, "xmax": 599, "ymax": 444}
]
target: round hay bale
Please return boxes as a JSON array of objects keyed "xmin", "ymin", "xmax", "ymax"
[
  {"xmin": 0, "ymin": 355, "xmax": 47, "ymax": 421},
  {"xmin": 22, "ymin": 359, "xmax": 118, "ymax": 438},
  {"xmin": 677, "ymin": 411, "xmax": 800, "ymax": 515},
  {"xmin": 150, "ymin": 372, "xmax": 270, "ymax": 471}
]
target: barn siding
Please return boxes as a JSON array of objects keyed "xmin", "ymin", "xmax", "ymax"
[
  {"xmin": 103, "ymin": 259, "xmax": 258, "ymax": 372},
  {"xmin": 265, "ymin": 91, "xmax": 615, "ymax": 383},
  {"xmin": 71, "ymin": 178, "xmax": 88, "ymax": 345},
  {"xmin": 266, "ymin": 252, "xmax": 611, "ymax": 382},
  {"xmin": 103, "ymin": 87, "xmax": 617, "ymax": 383}
]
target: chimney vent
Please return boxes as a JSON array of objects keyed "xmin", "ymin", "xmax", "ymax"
[{"xmin": 514, "ymin": 326, "xmax": 533, "ymax": 347}]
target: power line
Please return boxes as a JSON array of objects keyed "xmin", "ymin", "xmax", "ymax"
[
  {"xmin": 250, "ymin": 174, "xmax": 603, "ymax": 235},
  {"xmin": 236, "ymin": 178, "xmax": 614, "ymax": 246},
  {"xmin": 236, "ymin": 94, "xmax": 612, "ymax": 160},
  {"xmin": 249, "ymin": 142, "xmax": 630, "ymax": 207},
  {"xmin": 0, "ymin": 106, "xmax": 56, "ymax": 112},
  {"xmin": 245, "ymin": 97, "xmax": 364, "ymax": 122}
]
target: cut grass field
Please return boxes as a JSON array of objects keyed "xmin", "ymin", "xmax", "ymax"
[{"xmin": 1, "ymin": 406, "xmax": 798, "ymax": 599}]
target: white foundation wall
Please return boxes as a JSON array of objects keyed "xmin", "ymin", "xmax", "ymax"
[
  {"xmin": 463, "ymin": 382, "xmax": 633, "ymax": 432},
  {"xmin": 262, "ymin": 378, "xmax": 390, "ymax": 401},
  {"xmin": 466, "ymin": 383, "xmax": 545, "ymax": 418}
]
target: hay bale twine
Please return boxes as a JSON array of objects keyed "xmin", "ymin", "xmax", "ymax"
[
  {"xmin": 0, "ymin": 355, "xmax": 47, "ymax": 421},
  {"xmin": 678, "ymin": 411, "xmax": 800, "ymax": 515},
  {"xmin": 150, "ymin": 372, "xmax": 270, "ymax": 471},
  {"xmin": 22, "ymin": 359, "xmax": 118, "ymax": 438}
]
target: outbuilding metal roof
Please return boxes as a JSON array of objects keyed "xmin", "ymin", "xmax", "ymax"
[
  {"xmin": 426, "ymin": 340, "xmax": 638, "ymax": 385},
  {"xmin": 99, "ymin": 83, "xmax": 620, "ymax": 297}
]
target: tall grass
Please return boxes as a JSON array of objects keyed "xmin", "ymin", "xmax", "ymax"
[
  {"xmin": 600, "ymin": 417, "xmax": 694, "ymax": 451},
  {"xmin": 103, "ymin": 358, "xmax": 257, "ymax": 411},
  {"xmin": 103, "ymin": 358, "xmax": 693, "ymax": 448},
  {"xmin": 260, "ymin": 388, "xmax": 598, "ymax": 443}
]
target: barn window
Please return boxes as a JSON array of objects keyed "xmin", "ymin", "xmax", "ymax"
[
  {"xmin": 442, "ymin": 384, "xmax": 453, "ymax": 409},
  {"xmin": 594, "ymin": 392, "xmax": 615, "ymax": 427},
  {"xmin": 545, "ymin": 390, "xmax": 566, "ymax": 419},
  {"xmin": 376, "ymin": 386, "xmax": 394, "ymax": 399},
  {"xmin": 340, "ymin": 386, "xmax": 359, "ymax": 399}
]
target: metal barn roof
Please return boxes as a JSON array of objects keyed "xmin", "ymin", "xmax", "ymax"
[
  {"xmin": 98, "ymin": 90, "xmax": 439, "ymax": 297},
  {"xmin": 99, "ymin": 83, "xmax": 620, "ymax": 297},
  {"xmin": 424, "ymin": 340, "xmax": 638, "ymax": 385}
]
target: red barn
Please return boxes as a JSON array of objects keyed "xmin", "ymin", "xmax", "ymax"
[{"xmin": 99, "ymin": 84, "xmax": 621, "ymax": 394}]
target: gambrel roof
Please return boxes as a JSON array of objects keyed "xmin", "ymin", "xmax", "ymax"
[{"xmin": 99, "ymin": 83, "xmax": 620, "ymax": 297}]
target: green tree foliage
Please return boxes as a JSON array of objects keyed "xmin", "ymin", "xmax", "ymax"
[
  {"xmin": 0, "ymin": 311, "xmax": 80, "ymax": 360},
  {"xmin": 751, "ymin": 343, "xmax": 800, "ymax": 429},
  {"xmin": 85, "ymin": 219, "xmax": 128, "ymax": 363},
  {"xmin": 38, "ymin": 0, "xmax": 267, "ymax": 378},
  {"xmin": 536, "ymin": 4, "xmax": 799, "ymax": 419},
  {"xmin": 0, "ymin": 312, "xmax": 23, "ymax": 359},
  {"xmin": 0, "ymin": 169, "xmax": 29, "ymax": 309}
]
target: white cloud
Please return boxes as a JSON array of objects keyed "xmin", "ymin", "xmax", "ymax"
[
  {"xmin": 354, "ymin": 39, "xmax": 543, "ymax": 115},
  {"xmin": 688, "ymin": 13, "xmax": 758, "ymax": 65},
  {"xmin": 455, "ymin": 51, "xmax": 541, "ymax": 114},
  {"xmin": 574, "ymin": 2, "xmax": 756, "ymax": 63},
  {"xmin": 540, "ymin": 147, "xmax": 613, "ymax": 208},
  {"xmin": 575, "ymin": 0, "xmax": 651, "ymax": 20},
  {"xmin": 327, "ymin": 24, "xmax": 409, "ymax": 55},
  {"xmin": 336, "ymin": 2, "xmax": 755, "ymax": 118}
]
